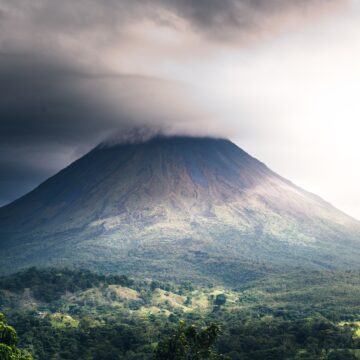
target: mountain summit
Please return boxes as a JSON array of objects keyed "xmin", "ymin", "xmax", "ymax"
[{"xmin": 1, "ymin": 136, "xmax": 360, "ymax": 281}]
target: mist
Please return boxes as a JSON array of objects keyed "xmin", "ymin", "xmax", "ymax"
[{"xmin": 1, "ymin": 0, "xmax": 360, "ymax": 219}]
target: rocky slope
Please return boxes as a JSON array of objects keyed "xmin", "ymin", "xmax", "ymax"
[{"xmin": 1, "ymin": 136, "xmax": 360, "ymax": 281}]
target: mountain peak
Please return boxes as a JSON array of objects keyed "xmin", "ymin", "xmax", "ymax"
[
  {"xmin": 0, "ymin": 136, "xmax": 360, "ymax": 281},
  {"xmin": 97, "ymin": 132, "xmax": 230, "ymax": 149}
]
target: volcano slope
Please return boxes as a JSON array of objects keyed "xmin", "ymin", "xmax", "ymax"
[{"xmin": 1, "ymin": 136, "xmax": 360, "ymax": 283}]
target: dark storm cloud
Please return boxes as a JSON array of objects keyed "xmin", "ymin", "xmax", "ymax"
[
  {"xmin": 0, "ymin": 1, "xmax": 345, "ymax": 43},
  {"xmin": 0, "ymin": 53, "xmax": 206, "ymax": 205},
  {"xmin": 157, "ymin": 0, "xmax": 344, "ymax": 39},
  {"xmin": 0, "ymin": 55, "xmax": 115, "ymax": 145},
  {"xmin": 0, "ymin": 53, "xmax": 204, "ymax": 145},
  {"xmin": 0, "ymin": 0, "xmax": 346, "ymax": 206}
]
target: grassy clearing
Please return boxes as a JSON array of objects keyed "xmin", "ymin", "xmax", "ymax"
[{"xmin": 50, "ymin": 313, "xmax": 79, "ymax": 328}]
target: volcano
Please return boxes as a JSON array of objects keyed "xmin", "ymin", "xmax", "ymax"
[{"xmin": 1, "ymin": 136, "xmax": 360, "ymax": 282}]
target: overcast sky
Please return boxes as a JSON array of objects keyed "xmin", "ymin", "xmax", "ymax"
[{"xmin": 1, "ymin": 0, "xmax": 360, "ymax": 219}]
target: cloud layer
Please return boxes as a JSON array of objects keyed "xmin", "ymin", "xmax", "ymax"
[{"xmin": 0, "ymin": 0, "xmax": 348, "ymax": 205}]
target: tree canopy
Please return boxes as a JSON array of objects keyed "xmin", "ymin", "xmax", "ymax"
[
  {"xmin": 0, "ymin": 313, "xmax": 32, "ymax": 360},
  {"xmin": 153, "ymin": 321, "xmax": 228, "ymax": 360}
]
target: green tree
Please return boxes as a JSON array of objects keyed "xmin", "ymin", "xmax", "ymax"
[
  {"xmin": 0, "ymin": 313, "xmax": 32, "ymax": 360},
  {"xmin": 214, "ymin": 294, "xmax": 227, "ymax": 306},
  {"xmin": 153, "ymin": 321, "xmax": 228, "ymax": 360},
  {"xmin": 326, "ymin": 350, "xmax": 358, "ymax": 360},
  {"xmin": 184, "ymin": 296, "xmax": 192, "ymax": 306}
]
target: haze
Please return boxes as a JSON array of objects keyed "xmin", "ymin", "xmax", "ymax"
[{"xmin": 1, "ymin": 0, "xmax": 360, "ymax": 219}]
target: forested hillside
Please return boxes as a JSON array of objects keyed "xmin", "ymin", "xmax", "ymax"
[{"xmin": 1, "ymin": 268, "xmax": 360, "ymax": 359}]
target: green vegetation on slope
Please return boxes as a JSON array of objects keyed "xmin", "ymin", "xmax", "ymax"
[{"xmin": 1, "ymin": 268, "xmax": 360, "ymax": 359}]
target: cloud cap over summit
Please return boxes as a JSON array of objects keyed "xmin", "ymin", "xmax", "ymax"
[{"xmin": 1, "ymin": 0, "xmax": 359, "ymax": 220}]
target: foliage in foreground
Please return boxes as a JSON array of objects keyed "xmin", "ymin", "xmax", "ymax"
[{"xmin": 0, "ymin": 312, "xmax": 32, "ymax": 360}]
